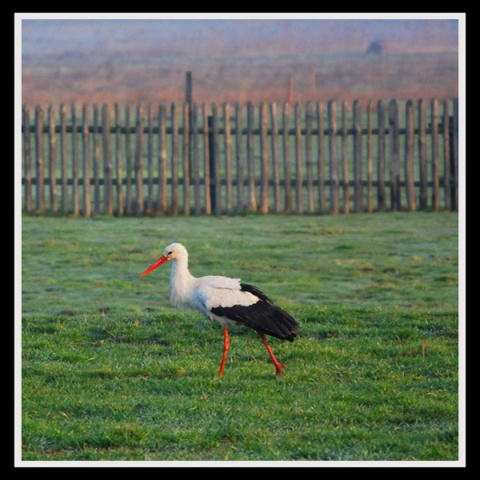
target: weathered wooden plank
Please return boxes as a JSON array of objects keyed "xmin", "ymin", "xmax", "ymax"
[
  {"xmin": 157, "ymin": 104, "xmax": 167, "ymax": 214},
  {"xmin": 377, "ymin": 100, "xmax": 386, "ymax": 211},
  {"xmin": 48, "ymin": 105, "xmax": 58, "ymax": 213},
  {"xmin": 115, "ymin": 104, "xmax": 124, "ymax": 216},
  {"xmin": 418, "ymin": 99, "xmax": 428, "ymax": 209},
  {"xmin": 353, "ymin": 100, "xmax": 363, "ymax": 213},
  {"xmin": 22, "ymin": 106, "xmax": 32, "ymax": 212},
  {"xmin": 317, "ymin": 102, "xmax": 326, "ymax": 212},
  {"xmin": 341, "ymin": 101, "xmax": 350, "ymax": 214},
  {"xmin": 442, "ymin": 100, "xmax": 451, "ymax": 211},
  {"xmin": 235, "ymin": 103, "xmax": 244, "ymax": 211},
  {"xmin": 146, "ymin": 104, "xmax": 154, "ymax": 213},
  {"xmin": 305, "ymin": 102, "xmax": 314, "ymax": 213},
  {"xmin": 209, "ymin": 103, "xmax": 221, "ymax": 216},
  {"xmin": 283, "ymin": 103, "xmax": 292, "ymax": 213},
  {"xmin": 192, "ymin": 103, "xmax": 201, "ymax": 215},
  {"xmin": 213, "ymin": 103, "xmax": 222, "ymax": 216},
  {"xmin": 451, "ymin": 98, "xmax": 459, "ymax": 211},
  {"xmin": 270, "ymin": 102, "xmax": 281, "ymax": 213},
  {"xmin": 171, "ymin": 103, "xmax": 179, "ymax": 215},
  {"xmin": 92, "ymin": 105, "xmax": 101, "ymax": 215},
  {"xmin": 82, "ymin": 104, "xmax": 91, "ymax": 217},
  {"xmin": 431, "ymin": 99, "xmax": 440, "ymax": 211},
  {"xmin": 224, "ymin": 103, "xmax": 233, "ymax": 213},
  {"xmin": 405, "ymin": 99, "xmax": 416, "ymax": 211},
  {"xmin": 102, "ymin": 104, "xmax": 113, "ymax": 216},
  {"xmin": 295, "ymin": 102, "xmax": 303, "ymax": 214},
  {"xmin": 35, "ymin": 105, "xmax": 45, "ymax": 212},
  {"xmin": 203, "ymin": 104, "xmax": 211, "ymax": 215},
  {"xmin": 124, "ymin": 105, "xmax": 133, "ymax": 215},
  {"xmin": 134, "ymin": 104, "xmax": 144, "ymax": 216},
  {"xmin": 247, "ymin": 102, "xmax": 257, "ymax": 211},
  {"xmin": 183, "ymin": 102, "xmax": 191, "ymax": 215},
  {"xmin": 366, "ymin": 101, "xmax": 373, "ymax": 213},
  {"xmin": 71, "ymin": 104, "xmax": 79, "ymax": 216},
  {"xmin": 328, "ymin": 100, "xmax": 339, "ymax": 214},
  {"xmin": 389, "ymin": 99, "xmax": 400, "ymax": 211},
  {"xmin": 260, "ymin": 102, "xmax": 269, "ymax": 213}
]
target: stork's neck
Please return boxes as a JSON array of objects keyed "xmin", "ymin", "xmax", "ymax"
[{"xmin": 169, "ymin": 256, "xmax": 196, "ymax": 309}]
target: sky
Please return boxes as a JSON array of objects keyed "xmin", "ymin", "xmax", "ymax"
[{"xmin": 20, "ymin": 15, "xmax": 460, "ymax": 57}]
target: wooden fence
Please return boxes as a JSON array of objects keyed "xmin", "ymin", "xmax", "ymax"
[{"xmin": 21, "ymin": 98, "xmax": 458, "ymax": 217}]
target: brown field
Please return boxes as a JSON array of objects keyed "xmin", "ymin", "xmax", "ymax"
[{"xmin": 21, "ymin": 19, "xmax": 459, "ymax": 106}]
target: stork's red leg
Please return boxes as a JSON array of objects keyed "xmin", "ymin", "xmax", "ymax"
[
  {"xmin": 257, "ymin": 331, "xmax": 286, "ymax": 376},
  {"xmin": 219, "ymin": 328, "xmax": 230, "ymax": 377}
]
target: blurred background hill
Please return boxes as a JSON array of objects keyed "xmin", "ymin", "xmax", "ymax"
[{"xmin": 21, "ymin": 18, "xmax": 459, "ymax": 105}]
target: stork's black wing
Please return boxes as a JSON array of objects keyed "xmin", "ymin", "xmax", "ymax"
[{"xmin": 211, "ymin": 283, "xmax": 299, "ymax": 341}]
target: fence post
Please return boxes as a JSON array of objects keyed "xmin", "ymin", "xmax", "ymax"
[
  {"xmin": 134, "ymin": 104, "xmax": 145, "ymax": 216},
  {"xmin": 157, "ymin": 104, "xmax": 167, "ymax": 214},
  {"xmin": 328, "ymin": 100, "xmax": 339, "ymax": 214},
  {"xmin": 317, "ymin": 102, "xmax": 326, "ymax": 212},
  {"xmin": 442, "ymin": 101, "xmax": 451, "ymax": 211},
  {"xmin": 147, "ymin": 104, "xmax": 154, "ymax": 214},
  {"xmin": 124, "ymin": 105, "xmax": 133, "ymax": 215},
  {"xmin": 235, "ymin": 103, "xmax": 244, "ymax": 211},
  {"xmin": 366, "ymin": 101, "xmax": 373, "ymax": 213},
  {"xmin": 431, "ymin": 99, "xmax": 440, "ymax": 211},
  {"xmin": 270, "ymin": 102, "xmax": 281, "ymax": 213},
  {"xmin": 208, "ymin": 110, "xmax": 221, "ymax": 216},
  {"xmin": 443, "ymin": 102, "xmax": 458, "ymax": 212},
  {"xmin": 295, "ymin": 102, "xmax": 303, "ymax": 214},
  {"xmin": 341, "ymin": 101, "xmax": 350, "ymax": 214},
  {"xmin": 377, "ymin": 100, "xmax": 386, "ymax": 211},
  {"xmin": 305, "ymin": 102, "xmax": 314, "ymax": 213},
  {"xmin": 35, "ymin": 105, "xmax": 45, "ymax": 213},
  {"xmin": 418, "ymin": 99, "xmax": 428, "ymax": 210},
  {"xmin": 283, "ymin": 103, "xmax": 292, "ymax": 213},
  {"xmin": 247, "ymin": 102, "xmax": 257, "ymax": 211},
  {"xmin": 454, "ymin": 99, "xmax": 459, "ymax": 211},
  {"xmin": 22, "ymin": 106, "xmax": 32, "ymax": 213},
  {"xmin": 224, "ymin": 103, "xmax": 233, "ymax": 213},
  {"xmin": 183, "ymin": 102, "xmax": 191, "ymax": 215},
  {"xmin": 48, "ymin": 105, "xmax": 57, "ymax": 213},
  {"xmin": 192, "ymin": 104, "xmax": 201, "ymax": 216},
  {"xmin": 82, "ymin": 104, "xmax": 91, "ymax": 218},
  {"xmin": 171, "ymin": 103, "xmax": 178, "ymax": 215},
  {"xmin": 115, "ymin": 103, "xmax": 124, "ymax": 216},
  {"xmin": 184, "ymin": 72, "xmax": 194, "ymax": 182},
  {"xmin": 102, "ymin": 104, "xmax": 113, "ymax": 216},
  {"xmin": 203, "ymin": 104, "xmax": 211, "ymax": 215},
  {"xmin": 450, "ymin": 99, "xmax": 459, "ymax": 211},
  {"xmin": 353, "ymin": 100, "xmax": 363, "ymax": 213},
  {"xmin": 389, "ymin": 99, "xmax": 400, "ymax": 211},
  {"xmin": 405, "ymin": 100, "xmax": 416, "ymax": 211},
  {"xmin": 185, "ymin": 71, "xmax": 193, "ymax": 104},
  {"xmin": 260, "ymin": 102, "xmax": 269, "ymax": 213},
  {"xmin": 72, "ymin": 104, "xmax": 79, "ymax": 216},
  {"xmin": 92, "ymin": 105, "xmax": 101, "ymax": 215}
]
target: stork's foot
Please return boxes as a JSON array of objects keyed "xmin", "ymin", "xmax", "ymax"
[{"xmin": 275, "ymin": 364, "xmax": 286, "ymax": 376}]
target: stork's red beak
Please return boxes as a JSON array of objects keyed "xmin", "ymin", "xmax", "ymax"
[{"xmin": 140, "ymin": 255, "xmax": 168, "ymax": 277}]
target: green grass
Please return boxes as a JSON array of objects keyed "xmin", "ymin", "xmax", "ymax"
[{"xmin": 20, "ymin": 212, "xmax": 459, "ymax": 462}]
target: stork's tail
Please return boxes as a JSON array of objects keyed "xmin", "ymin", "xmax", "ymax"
[
  {"xmin": 240, "ymin": 283, "xmax": 300, "ymax": 341},
  {"xmin": 259, "ymin": 304, "xmax": 300, "ymax": 342}
]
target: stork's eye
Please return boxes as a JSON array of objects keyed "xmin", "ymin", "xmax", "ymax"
[{"xmin": 167, "ymin": 251, "xmax": 173, "ymax": 256}]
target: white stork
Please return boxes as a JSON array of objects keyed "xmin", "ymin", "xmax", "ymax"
[{"xmin": 140, "ymin": 243, "xmax": 299, "ymax": 377}]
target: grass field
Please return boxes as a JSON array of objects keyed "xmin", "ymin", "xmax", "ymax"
[{"xmin": 19, "ymin": 212, "xmax": 460, "ymax": 463}]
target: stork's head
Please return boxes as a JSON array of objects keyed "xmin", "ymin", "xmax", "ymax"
[{"xmin": 140, "ymin": 243, "xmax": 188, "ymax": 277}]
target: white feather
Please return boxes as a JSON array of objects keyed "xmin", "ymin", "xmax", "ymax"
[{"xmin": 164, "ymin": 244, "xmax": 259, "ymax": 318}]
